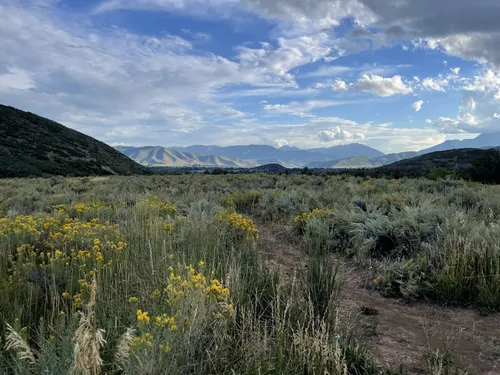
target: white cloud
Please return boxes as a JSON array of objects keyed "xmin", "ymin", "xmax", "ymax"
[
  {"xmin": 96, "ymin": 0, "xmax": 500, "ymax": 68},
  {"xmin": 352, "ymin": 74, "xmax": 413, "ymax": 97},
  {"xmin": 433, "ymin": 117, "xmax": 466, "ymax": 134},
  {"xmin": 0, "ymin": 68, "xmax": 35, "ymax": 91},
  {"xmin": 237, "ymin": 33, "xmax": 335, "ymax": 80},
  {"xmin": 0, "ymin": 3, "xmax": 301, "ymax": 145},
  {"xmin": 432, "ymin": 70, "xmax": 500, "ymax": 134},
  {"xmin": 274, "ymin": 138, "xmax": 291, "ymax": 147},
  {"xmin": 318, "ymin": 126, "xmax": 365, "ymax": 143},
  {"xmin": 263, "ymin": 100, "xmax": 350, "ymax": 116},
  {"xmin": 450, "ymin": 67, "xmax": 461, "ymax": 75},
  {"xmin": 422, "ymin": 77, "xmax": 448, "ymax": 92},
  {"xmin": 302, "ymin": 65, "xmax": 352, "ymax": 78},
  {"xmin": 412, "ymin": 100, "xmax": 424, "ymax": 112},
  {"xmin": 332, "ymin": 79, "xmax": 348, "ymax": 91},
  {"xmin": 426, "ymin": 119, "xmax": 433, "ymax": 124}
]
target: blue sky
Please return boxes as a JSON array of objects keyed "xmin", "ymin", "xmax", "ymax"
[{"xmin": 1, "ymin": 0, "xmax": 500, "ymax": 153}]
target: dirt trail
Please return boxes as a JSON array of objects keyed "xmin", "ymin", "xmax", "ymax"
[{"xmin": 258, "ymin": 223, "xmax": 500, "ymax": 375}]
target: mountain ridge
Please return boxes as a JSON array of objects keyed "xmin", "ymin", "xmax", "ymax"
[
  {"xmin": 171, "ymin": 143, "xmax": 384, "ymax": 166},
  {"xmin": 116, "ymin": 145, "xmax": 259, "ymax": 168},
  {"xmin": 0, "ymin": 105, "xmax": 148, "ymax": 178}
]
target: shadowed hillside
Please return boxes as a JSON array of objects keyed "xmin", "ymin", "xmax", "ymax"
[
  {"xmin": 372, "ymin": 148, "xmax": 491, "ymax": 178},
  {"xmin": 0, "ymin": 105, "xmax": 148, "ymax": 178}
]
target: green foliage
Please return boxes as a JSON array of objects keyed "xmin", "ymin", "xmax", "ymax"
[
  {"xmin": 469, "ymin": 149, "xmax": 500, "ymax": 183},
  {"xmin": 428, "ymin": 167, "xmax": 456, "ymax": 181},
  {"xmin": 0, "ymin": 174, "xmax": 407, "ymax": 374},
  {"xmin": 0, "ymin": 105, "xmax": 148, "ymax": 178}
]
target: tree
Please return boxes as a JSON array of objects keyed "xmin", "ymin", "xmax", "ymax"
[{"xmin": 469, "ymin": 150, "xmax": 500, "ymax": 183}]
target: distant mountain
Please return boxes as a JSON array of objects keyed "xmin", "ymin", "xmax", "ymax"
[
  {"xmin": 308, "ymin": 143, "xmax": 384, "ymax": 160},
  {"xmin": 172, "ymin": 143, "xmax": 384, "ymax": 167},
  {"xmin": 0, "ymin": 105, "xmax": 148, "ymax": 178},
  {"xmin": 307, "ymin": 156, "xmax": 374, "ymax": 169},
  {"xmin": 420, "ymin": 132, "xmax": 500, "ymax": 154},
  {"xmin": 307, "ymin": 152, "xmax": 419, "ymax": 169},
  {"xmin": 116, "ymin": 146, "xmax": 258, "ymax": 168}
]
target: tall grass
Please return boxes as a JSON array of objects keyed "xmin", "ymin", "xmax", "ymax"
[{"xmin": 1, "ymin": 173, "xmax": 497, "ymax": 373}]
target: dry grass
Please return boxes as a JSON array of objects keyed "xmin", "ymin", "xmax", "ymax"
[{"xmin": 70, "ymin": 278, "xmax": 106, "ymax": 375}]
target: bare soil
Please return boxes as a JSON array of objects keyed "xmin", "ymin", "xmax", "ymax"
[{"xmin": 258, "ymin": 222, "xmax": 500, "ymax": 375}]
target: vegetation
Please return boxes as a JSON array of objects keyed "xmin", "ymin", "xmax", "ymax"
[
  {"xmin": 0, "ymin": 105, "xmax": 148, "ymax": 178},
  {"xmin": 1, "ymin": 173, "xmax": 498, "ymax": 373}
]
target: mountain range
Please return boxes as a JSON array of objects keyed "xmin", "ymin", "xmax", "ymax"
[
  {"xmin": 116, "ymin": 146, "xmax": 258, "ymax": 168},
  {"xmin": 121, "ymin": 133, "xmax": 500, "ymax": 169},
  {"xmin": 121, "ymin": 143, "xmax": 384, "ymax": 168},
  {"xmin": 2, "ymin": 103, "xmax": 500, "ymax": 177}
]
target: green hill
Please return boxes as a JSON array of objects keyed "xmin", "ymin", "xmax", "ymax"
[
  {"xmin": 0, "ymin": 105, "xmax": 148, "ymax": 178},
  {"xmin": 373, "ymin": 148, "xmax": 491, "ymax": 178},
  {"xmin": 116, "ymin": 146, "xmax": 258, "ymax": 168}
]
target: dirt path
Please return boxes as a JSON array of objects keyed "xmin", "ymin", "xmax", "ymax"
[{"xmin": 258, "ymin": 223, "xmax": 500, "ymax": 375}]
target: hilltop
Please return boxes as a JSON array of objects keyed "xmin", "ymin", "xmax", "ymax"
[{"xmin": 0, "ymin": 105, "xmax": 148, "ymax": 178}]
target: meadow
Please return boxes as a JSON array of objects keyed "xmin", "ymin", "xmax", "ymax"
[{"xmin": 1, "ymin": 173, "xmax": 500, "ymax": 374}]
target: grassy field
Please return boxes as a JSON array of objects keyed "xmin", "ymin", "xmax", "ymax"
[{"xmin": 1, "ymin": 174, "xmax": 500, "ymax": 374}]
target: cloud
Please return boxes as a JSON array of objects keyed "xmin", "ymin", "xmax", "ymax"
[
  {"xmin": 332, "ymin": 79, "xmax": 348, "ymax": 91},
  {"xmin": 0, "ymin": 68, "xmax": 35, "ymax": 91},
  {"xmin": 352, "ymin": 74, "xmax": 413, "ymax": 97},
  {"xmin": 318, "ymin": 126, "xmax": 365, "ymax": 143},
  {"xmin": 412, "ymin": 100, "xmax": 424, "ymax": 112},
  {"xmin": 432, "ymin": 70, "xmax": 500, "ymax": 134},
  {"xmin": 450, "ymin": 67, "xmax": 461, "ymax": 75},
  {"xmin": 97, "ymin": 0, "xmax": 500, "ymax": 68},
  {"xmin": 263, "ymin": 100, "xmax": 350, "ymax": 116},
  {"xmin": 422, "ymin": 77, "xmax": 448, "ymax": 92},
  {"xmin": 274, "ymin": 138, "xmax": 291, "ymax": 147},
  {"xmin": 0, "ymin": 3, "xmax": 302, "ymax": 145},
  {"xmin": 237, "ymin": 33, "xmax": 335, "ymax": 80},
  {"xmin": 96, "ymin": 0, "xmax": 372, "ymax": 34},
  {"xmin": 433, "ymin": 117, "xmax": 466, "ymax": 134}
]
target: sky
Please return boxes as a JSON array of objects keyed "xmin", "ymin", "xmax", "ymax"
[{"xmin": 1, "ymin": 0, "xmax": 500, "ymax": 153}]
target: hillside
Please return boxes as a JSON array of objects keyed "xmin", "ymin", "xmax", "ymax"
[
  {"xmin": 0, "ymin": 105, "xmax": 148, "ymax": 178},
  {"xmin": 373, "ymin": 148, "xmax": 490, "ymax": 177},
  {"xmin": 420, "ymin": 132, "xmax": 500, "ymax": 154},
  {"xmin": 116, "ymin": 146, "xmax": 258, "ymax": 168},
  {"xmin": 307, "ymin": 155, "xmax": 374, "ymax": 169},
  {"xmin": 307, "ymin": 152, "xmax": 419, "ymax": 169}
]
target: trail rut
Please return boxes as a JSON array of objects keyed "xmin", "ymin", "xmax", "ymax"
[{"xmin": 258, "ymin": 223, "xmax": 500, "ymax": 375}]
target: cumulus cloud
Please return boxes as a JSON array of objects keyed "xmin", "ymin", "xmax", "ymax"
[
  {"xmin": 332, "ymin": 79, "xmax": 348, "ymax": 91},
  {"xmin": 412, "ymin": 100, "xmax": 424, "ymax": 112},
  {"xmin": 274, "ymin": 138, "xmax": 291, "ymax": 147},
  {"xmin": 318, "ymin": 126, "xmax": 365, "ymax": 143},
  {"xmin": 96, "ymin": 0, "xmax": 500, "ymax": 68},
  {"xmin": 0, "ymin": 3, "xmax": 300, "ymax": 145},
  {"xmin": 432, "ymin": 70, "xmax": 500, "ymax": 134},
  {"xmin": 450, "ymin": 67, "xmax": 461, "ymax": 75},
  {"xmin": 352, "ymin": 74, "xmax": 413, "ymax": 97},
  {"xmin": 237, "ymin": 33, "xmax": 336, "ymax": 80}
]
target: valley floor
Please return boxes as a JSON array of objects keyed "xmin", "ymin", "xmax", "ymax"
[{"xmin": 1, "ymin": 174, "xmax": 499, "ymax": 374}]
